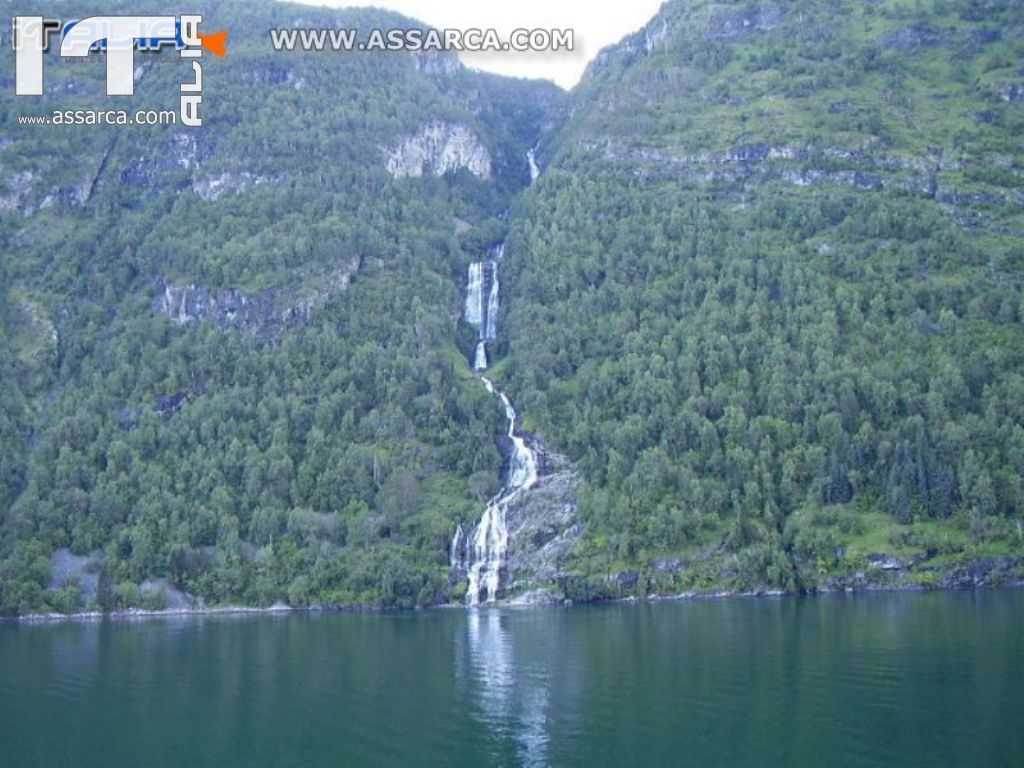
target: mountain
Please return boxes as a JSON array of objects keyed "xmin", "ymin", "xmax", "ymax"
[
  {"xmin": 0, "ymin": 0, "xmax": 565, "ymax": 613},
  {"xmin": 498, "ymin": 0, "xmax": 1024, "ymax": 597},
  {"xmin": 1, "ymin": 0, "xmax": 1022, "ymax": 615}
]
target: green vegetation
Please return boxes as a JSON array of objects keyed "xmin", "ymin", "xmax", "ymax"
[
  {"xmin": 498, "ymin": 0, "xmax": 1024, "ymax": 594},
  {"xmin": 0, "ymin": 0, "xmax": 558, "ymax": 614},
  {"xmin": 1, "ymin": 0, "xmax": 1022, "ymax": 614}
]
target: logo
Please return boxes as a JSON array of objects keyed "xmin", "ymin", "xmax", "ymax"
[{"xmin": 13, "ymin": 15, "xmax": 228, "ymax": 127}]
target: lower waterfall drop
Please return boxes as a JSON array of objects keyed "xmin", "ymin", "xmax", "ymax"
[{"xmin": 473, "ymin": 341, "xmax": 488, "ymax": 372}]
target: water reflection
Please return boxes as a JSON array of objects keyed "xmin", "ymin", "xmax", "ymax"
[
  {"xmin": 459, "ymin": 610, "xmax": 557, "ymax": 767},
  {"xmin": 3, "ymin": 595, "xmax": 1023, "ymax": 767}
]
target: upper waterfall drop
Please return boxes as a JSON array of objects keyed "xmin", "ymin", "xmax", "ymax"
[
  {"xmin": 465, "ymin": 262, "xmax": 485, "ymax": 330},
  {"xmin": 465, "ymin": 249, "xmax": 502, "ymax": 362},
  {"xmin": 527, "ymin": 148, "xmax": 540, "ymax": 183},
  {"xmin": 485, "ymin": 263, "xmax": 499, "ymax": 342}
]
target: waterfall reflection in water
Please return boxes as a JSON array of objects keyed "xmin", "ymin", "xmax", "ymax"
[{"xmin": 461, "ymin": 611, "xmax": 551, "ymax": 768}]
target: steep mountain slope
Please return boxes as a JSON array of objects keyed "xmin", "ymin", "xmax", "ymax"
[
  {"xmin": 2, "ymin": 0, "xmax": 1022, "ymax": 615},
  {"xmin": 498, "ymin": 0, "xmax": 1024, "ymax": 596},
  {"xmin": 0, "ymin": 0, "xmax": 565, "ymax": 613}
]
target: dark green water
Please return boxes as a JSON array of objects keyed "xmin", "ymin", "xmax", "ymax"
[{"xmin": 1, "ymin": 591, "xmax": 1021, "ymax": 767}]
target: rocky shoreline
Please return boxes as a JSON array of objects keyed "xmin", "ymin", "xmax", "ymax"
[
  {"xmin": 504, "ymin": 579, "xmax": 1024, "ymax": 609},
  {"xmin": 7, "ymin": 575, "xmax": 1022, "ymax": 623},
  {"xmin": 8, "ymin": 603, "xmax": 300, "ymax": 624}
]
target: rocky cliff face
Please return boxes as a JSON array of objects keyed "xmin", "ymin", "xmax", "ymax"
[
  {"xmin": 817, "ymin": 554, "xmax": 1024, "ymax": 593},
  {"xmin": 411, "ymin": 49, "xmax": 461, "ymax": 76},
  {"xmin": 192, "ymin": 172, "xmax": 269, "ymax": 202},
  {"xmin": 568, "ymin": 0, "xmax": 1024, "ymax": 235},
  {"xmin": 501, "ymin": 445, "xmax": 584, "ymax": 603},
  {"xmin": 383, "ymin": 121, "xmax": 492, "ymax": 179},
  {"xmin": 0, "ymin": 168, "xmax": 93, "ymax": 215},
  {"xmin": 586, "ymin": 139, "xmax": 1024, "ymax": 212},
  {"xmin": 155, "ymin": 254, "xmax": 361, "ymax": 334}
]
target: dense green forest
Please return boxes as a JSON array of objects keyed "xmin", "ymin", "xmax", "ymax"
[
  {"xmin": 1, "ymin": 0, "xmax": 1022, "ymax": 614},
  {"xmin": 497, "ymin": 0, "xmax": 1024, "ymax": 595},
  {"xmin": 0, "ymin": 0, "xmax": 557, "ymax": 614}
]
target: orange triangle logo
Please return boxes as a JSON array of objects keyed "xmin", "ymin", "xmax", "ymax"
[{"xmin": 198, "ymin": 29, "xmax": 229, "ymax": 57}]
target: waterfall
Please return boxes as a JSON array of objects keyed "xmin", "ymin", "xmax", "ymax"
[
  {"xmin": 473, "ymin": 341, "xmax": 488, "ymax": 372},
  {"xmin": 465, "ymin": 252, "xmax": 501, "ymax": 363},
  {"xmin": 465, "ymin": 261, "xmax": 497, "ymax": 344},
  {"xmin": 466, "ymin": 499, "xmax": 508, "ymax": 604},
  {"xmin": 456, "ymin": 244, "xmax": 539, "ymax": 605},
  {"xmin": 527, "ymin": 148, "xmax": 540, "ymax": 183},
  {"xmin": 450, "ymin": 524, "xmax": 465, "ymax": 568},
  {"xmin": 461, "ymin": 378, "xmax": 538, "ymax": 606},
  {"xmin": 484, "ymin": 262, "xmax": 499, "ymax": 341},
  {"xmin": 465, "ymin": 262, "xmax": 485, "ymax": 329},
  {"xmin": 484, "ymin": 379, "xmax": 538, "ymax": 491}
]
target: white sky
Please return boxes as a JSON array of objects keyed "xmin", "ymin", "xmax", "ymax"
[{"xmin": 296, "ymin": 1, "xmax": 667, "ymax": 89}]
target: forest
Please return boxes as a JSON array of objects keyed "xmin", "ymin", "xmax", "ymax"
[
  {"xmin": 496, "ymin": 0, "xmax": 1024, "ymax": 595},
  {"xmin": 1, "ymin": 0, "xmax": 1022, "ymax": 613}
]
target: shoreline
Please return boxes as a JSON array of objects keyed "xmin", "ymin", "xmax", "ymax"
[{"xmin": 6, "ymin": 579, "xmax": 1022, "ymax": 624}]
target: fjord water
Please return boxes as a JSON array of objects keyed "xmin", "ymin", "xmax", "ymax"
[{"xmin": 2, "ymin": 592, "xmax": 1022, "ymax": 768}]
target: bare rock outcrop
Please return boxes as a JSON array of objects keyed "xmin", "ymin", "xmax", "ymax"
[
  {"xmin": 383, "ymin": 121, "xmax": 491, "ymax": 179},
  {"xmin": 501, "ymin": 445, "xmax": 584, "ymax": 599},
  {"xmin": 155, "ymin": 255, "xmax": 361, "ymax": 334}
]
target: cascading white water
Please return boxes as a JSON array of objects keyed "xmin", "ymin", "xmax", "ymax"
[
  {"xmin": 461, "ymin": 377, "xmax": 538, "ymax": 606},
  {"xmin": 465, "ymin": 262, "xmax": 485, "ymax": 329},
  {"xmin": 450, "ymin": 524, "xmax": 465, "ymax": 568},
  {"xmin": 484, "ymin": 378, "xmax": 538, "ymax": 491},
  {"xmin": 484, "ymin": 263, "xmax": 499, "ymax": 341},
  {"xmin": 466, "ymin": 254, "xmax": 501, "ymax": 370},
  {"xmin": 466, "ymin": 497, "xmax": 508, "ymax": 604},
  {"xmin": 474, "ymin": 341, "xmax": 488, "ymax": 372},
  {"xmin": 456, "ymin": 246, "xmax": 539, "ymax": 605},
  {"xmin": 527, "ymin": 148, "xmax": 540, "ymax": 183}
]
